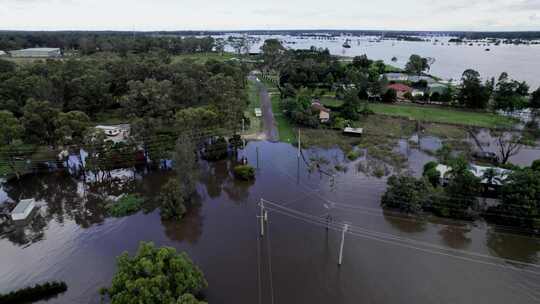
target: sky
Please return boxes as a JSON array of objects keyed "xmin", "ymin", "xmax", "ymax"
[{"xmin": 0, "ymin": 0, "xmax": 539, "ymax": 31}]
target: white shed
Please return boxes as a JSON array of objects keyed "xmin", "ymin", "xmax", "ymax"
[{"xmin": 11, "ymin": 199, "xmax": 36, "ymax": 221}]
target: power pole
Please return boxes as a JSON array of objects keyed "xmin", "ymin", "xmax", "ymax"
[
  {"xmin": 242, "ymin": 119, "xmax": 246, "ymax": 149},
  {"xmin": 259, "ymin": 199, "xmax": 265, "ymax": 237},
  {"xmin": 297, "ymin": 129, "xmax": 301, "ymax": 158},
  {"xmin": 256, "ymin": 146, "xmax": 260, "ymax": 169},
  {"xmin": 338, "ymin": 224, "xmax": 349, "ymax": 266}
]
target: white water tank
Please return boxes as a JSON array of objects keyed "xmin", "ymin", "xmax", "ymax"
[{"xmin": 11, "ymin": 199, "xmax": 36, "ymax": 221}]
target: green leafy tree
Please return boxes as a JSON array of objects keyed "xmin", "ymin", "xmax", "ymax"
[
  {"xmin": 458, "ymin": 69, "xmax": 492, "ymax": 109},
  {"xmin": 531, "ymin": 87, "xmax": 540, "ymax": 110},
  {"xmin": 405, "ymin": 54, "xmax": 430, "ymax": 75},
  {"xmin": 102, "ymin": 242, "xmax": 207, "ymax": 304},
  {"xmin": 261, "ymin": 39, "xmax": 286, "ymax": 71},
  {"xmin": 0, "ymin": 110, "xmax": 23, "ymax": 145},
  {"xmin": 381, "ymin": 175, "xmax": 433, "ymax": 213},
  {"xmin": 487, "ymin": 168, "xmax": 540, "ymax": 228},
  {"xmin": 382, "ymin": 88, "xmax": 397, "ymax": 103},
  {"xmin": 159, "ymin": 178, "xmax": 188, "ymax": 220},
  {"xmin": 54, "ymin": 111, "xmax": 90, "ymax": 146},
  {"xmin": 21, "ymin": 99, "xmax": 60, "ymax": 145}
]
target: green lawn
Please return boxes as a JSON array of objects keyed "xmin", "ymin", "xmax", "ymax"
[
  {"xmin": 270, "ymin": 93, "xmax": 296, "ymax": 143},
  {"xmin": 320, "ymin": 97, "xmax": 344, "ymax": 107},
  {"xmin": 171, "ymin": 52, "xmax": 238, "ymax": 64},
  {"xmin": 369, "ymin": 103, "xmax": 516, "ymax": 128},
  {"xmin": 244, "ymin": 80, "xmax": 262, "ymax": 134}
]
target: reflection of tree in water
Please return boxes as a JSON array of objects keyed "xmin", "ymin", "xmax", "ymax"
[
  {"xmin": 199, "ymin": 158, "xmax": 254, "ymax": 204},
  {"xmin": 199, "ymin": 160, "xmax": 231, "ymax": 199},
  {"xmin": 438, "ymin": 224, "xmax": 472, "ymax": 249},
  {"xmin": 382, "ymin": 210, "xmax": 427, "ymax": 233},
  {"xmin": 1, "ymin": 169, "xmax": 143, "ymax": 245},
  {"xmin": 486, "ymin": 227, "xmax": 540, "ymax": 264},
  {"xmin": 162, "ymin": 201, "xmax": 203, "ymax": 244},
  {"xmin": 3, "ymin": 213, "xmax": 47, "ymax": 246}
]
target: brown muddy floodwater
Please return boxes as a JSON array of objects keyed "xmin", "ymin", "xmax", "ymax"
[{"xmin": 1, "ymin": 140, "xmax": 540, "ymax": 304}]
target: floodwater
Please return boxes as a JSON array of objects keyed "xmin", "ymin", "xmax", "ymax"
[
  {"xmin": 1, "ymin": 140, "xmax": 540, "ymax": 304},
  {"xmin": 221, "ymin": 34, "xmax": 540, "ymax": 88}
]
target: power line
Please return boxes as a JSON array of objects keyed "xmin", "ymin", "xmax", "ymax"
[{"xmin": 261, "ymin": 199, "xmax": 540, "ymax": 276}]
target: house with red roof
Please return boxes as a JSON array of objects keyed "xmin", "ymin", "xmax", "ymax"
[{"xmin": 387, "ymin": 83, "xmax": 412, "ymax": 100}]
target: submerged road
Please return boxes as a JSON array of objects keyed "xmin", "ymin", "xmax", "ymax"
[{"xmin": 255, "ymin": 77, "xmax": 279, "ymax": 142}]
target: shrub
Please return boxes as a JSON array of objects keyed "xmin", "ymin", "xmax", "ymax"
[
  {"xmin": 347, "ymin": 150, "xmax": 361, "ymax": 161},
  {"xmin": 159, "ymin": 179, "xmax": 188, "ymax": 220},
  {"xmin": 107, "ymin": 194, "xmax": 144, "ymax": 217},
  {"xmin": 233, "ymin": 165, "xmax": 255, "ymax": 180},
  {"xmin": 0, "ymin": 281, "xmax": 67, "ymax": 304}
]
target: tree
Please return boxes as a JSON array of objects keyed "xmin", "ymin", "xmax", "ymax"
[
  {"xmin": 381, "ymin": 175, "xmax": 433, "ymax": 213},
  {"xmin": 423, "ymin": 161, "xmax": 440, "ymax": 187},
  {"xmin": 352, "ymin": 55, "xmax": 372, "ymax": 70},
  {"xmin": 435, "ymin": 156, "xmax": 480, "ymax": 219},
  {"xmin": 487, "ymin": 168, "xmax": 540, "ymax": 228},
  {"xmin": 382, "ymin": 88, "xmax": 397, "ymax": 103},
  {"xmin": 53, "ymin": 111, "xmax": 90, "ymax": 146},
  {"xmin": 0, "ymin": 110, "xmax": 23, "ymax": 145},
  {"xmin": 0, "ymin": 59, "xmax": 16, "ymax": 74},
  {"xmin": 159, "ymin": 178, "xmax": 188, "ymax": 220},
  {"xmin": 531, "ymin": 87, "xmax": 540, "ymax": 110},
  {"xmin": 21, "ymin": 99, "xmax": 60, "ymax": 145},
  {"xmin": 261, "ymin": 39, "xmax": 285, "ymax": 71},
  {"xmin": 341, "ymin": 89, "xmax": 361, "ymax": 120},
  {"xmin": 174, "ymin": 134, "xmax": 199, "ymax": 198},
  {"xmin": 121, "ymin": 79, "xmax": 174, "ymax": 119},
  {"xmin": 458, "ymin": 69, "xmax": 492, "ymax": 109},
  {"xmin": 405, "ymin": 54, "xmax": 430, "ymax": 75},
  {"xmin": 497, "ymin": 132, "xmax": 523, "ymax": 164},
  {"xmin": 493, "ymin": 72, "xmax": 529, "ymax": 111},
  {"xmin": 101, "ymin": 242, "xmax": 207, "ymax": 304}
]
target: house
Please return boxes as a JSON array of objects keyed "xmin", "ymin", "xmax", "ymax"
[
  {"xmin": 254, "ymin": 108, "xmax": 262, "ymax": 117},
  {"xmin": 408, "ymin": 75, "xmax": 436, "ymax": 84},
  {"xmin": 412, "ymin": 89, "xmax": 425, "ymax": 97},
  {"xmin": 0, "ymin": 50, "xmax": 6, "ymax": 57},
  {"xmin": 428, "ymin": 83, "xmax": 448, "ymax": 95},
  {"xmin": 383, "ymin": 73, "xmax": 408, "ymax": 82},
  {"xmin": 95, "ymin": 124, "xmax": 130, "ymax": 143},
  {"xmin": 387, "ymin": 83, "xmax": 412, "ymax": 99},
  {"xmin": 343, "ymin": 127, "xmax": 363, "ymax": 136},
  {"xmin": 11, "ymin": 199, "xmax": 36, "ymax": 221},
  {"xmin": 311, "ymin": 101, "xmax": 331, "ymax": 123},
  {"xmin": 10, "ymin": 48, "xmax": 62, "ymax": 58},
  {"xmin": 435, "ymin": 163, "xmax": 511, "ymax": 186}
]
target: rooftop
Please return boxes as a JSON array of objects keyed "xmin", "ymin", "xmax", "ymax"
[
  {"xmin": 11, "ymin": 199, "xmax": 35, "ymax": 214},
  {"xmin": 13, "ymin": 48, "xmax": 60, "ymax": 52}
]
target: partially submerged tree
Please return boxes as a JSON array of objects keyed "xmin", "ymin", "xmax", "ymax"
[
  {"xmin": 101, "ymin": 241, "xmax": 207, "ymax": 304},
  {"xmin": 497, "ymin": 133, "xmax": 523, "ymax": 164}
]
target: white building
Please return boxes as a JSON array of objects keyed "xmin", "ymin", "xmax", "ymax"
[
  {"xmin": 11, "ymin": 199, "xmax": 36, "ymax": 221},
  {"xmin": 10, "ymin": 48, "xmax": 62, "ymax": 58},
  {"xmin": 435, "ymin": 164, "xmax": 511, "ymax": 186},
  {"xmin": 0, "ymin": 50, "xmax": 6, "ymax": 56},
  {"xmin": 95, "ymin": 124, "xmax": 131, "ymax": 143},
  {"xmin": 383, "ymin": 73, "xmax": 408, "ymax": 82}
]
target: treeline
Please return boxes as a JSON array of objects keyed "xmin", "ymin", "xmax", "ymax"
[
  {"xmin": 0, "ymin": 53, "xmax": 248, "ymax": 177},
  {"xmin": 0, "ymin": 281, "xmax": 67, "ymax": 303},
  {"xmin": 382, "ymin": 158, "xmax": 540, "ymax": 230},
  {"xmin": 0, "ymin": 32, "xmax": 214, "ymax": 55}
]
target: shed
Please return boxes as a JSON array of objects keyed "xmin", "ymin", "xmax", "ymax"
[
  {"xmin": 311, "ymin": 101, "xmax": 331, "ymax": 123},
  {"xmin": 254, "ymin": 108, "xmax": 262, "ymax": 117},
  {"xmin": 343, "ymin": 127, "xmax": 363, "ymax": 136},
  {"xmin": 11, "ymin": 199, "xmax": 36, "ymax": 221},
  {"xmin": 10, "ymin": 48, "xmax": 61, "ymax": 58}
]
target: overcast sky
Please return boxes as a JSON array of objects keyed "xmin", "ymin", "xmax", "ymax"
[{"xmin": 0, "ymin": 0, "xmax": 539, "ymax": 31}]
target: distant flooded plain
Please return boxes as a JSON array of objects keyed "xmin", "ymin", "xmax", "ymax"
[
  {"xmin": 220, "ymin": 34, "xmax": 540, "ymax": 88},
  {"xmin": 1, "ymin": 138, "xmax": 539, "ymax": 304}
]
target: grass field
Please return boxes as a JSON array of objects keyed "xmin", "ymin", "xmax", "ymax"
[
  {"xmin": 270, "ymin": 93, "xmax": 296, "ymax": 143},
  {"xmin": 320, "ymin": 97, "xmax": 344, "ymax": 107},
  {"xmin": 369, "ymin": 103, "xmax": 516, "ymax": 128},
  {"xmin": 244, "ymin": 80, "xmax": 262, "ymax": 134},
  {"xmin": 171, "ymin": 52, "xmax": 238, "ymax": 64}
]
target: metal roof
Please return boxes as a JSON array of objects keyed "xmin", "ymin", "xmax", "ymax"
[
  {"xmin": 13, "ymin": 48, "xmax": 60, "ymax": 52},
  {"xmin": 11, "ymin": 199, "xmax": 35, "ymax": 214}
]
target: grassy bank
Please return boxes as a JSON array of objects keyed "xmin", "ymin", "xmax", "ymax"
[
  {"xmin": 369, "ymin": 103, "xmax": 516, "ymax": 128},
  {"xmin": 270, "ymin": 93, "xmax": 296, "ymax": 142},
  {"xmin": 244, "ymin": 80, "xmax": 262, "ymax": 134},
  {"xmin": 171, "ymin": 52, "xmax": 237, "ymax": 64}
]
